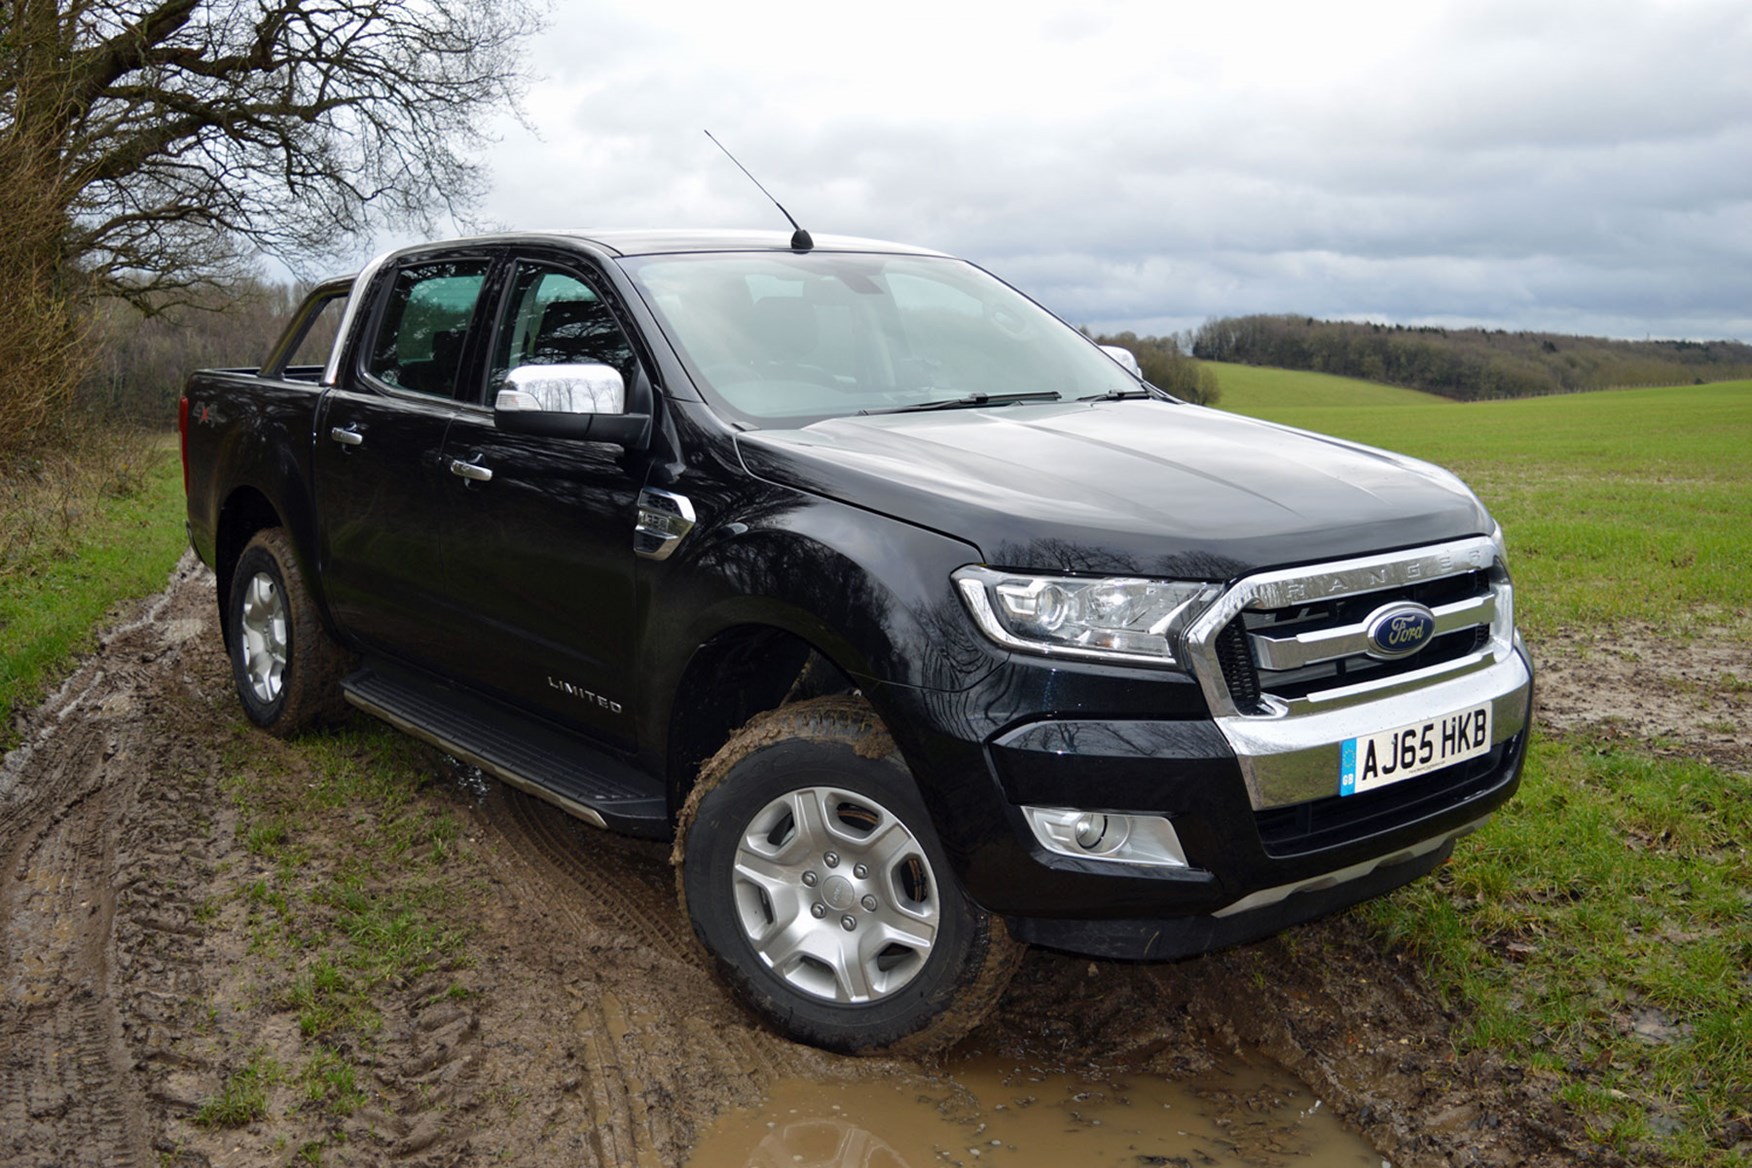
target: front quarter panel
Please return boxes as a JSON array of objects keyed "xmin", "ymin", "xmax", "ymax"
[{"xmin": 642, "ymin": 481, "xmax": 996, "ymax": 693}]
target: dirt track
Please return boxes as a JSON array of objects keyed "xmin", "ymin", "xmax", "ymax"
[{"xmin": 1, "ymin": 558, "xmax": 1627, "ymax": 1166}]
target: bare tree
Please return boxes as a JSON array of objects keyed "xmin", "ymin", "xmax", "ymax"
[{"xmin": 0, "ymin": 0, "xmax": 538, "ymax": 456}]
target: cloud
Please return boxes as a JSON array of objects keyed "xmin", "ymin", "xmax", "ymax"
[{"xmin": 421, "ymin": 0, "xmax": 1752, "ymax": 342}]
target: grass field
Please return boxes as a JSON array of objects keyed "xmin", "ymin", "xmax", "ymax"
[
  {"xmin": 0, "ymin": 434, "xmax": 189, "ymax": 740},
  {"xmin": 1208, "ymin": 360, "xmax": 1450, "ymax": 413},
  {"xmin": 1213, "ymin": 363, "xmax": 1752, "ymax": 1165},
  {"xmin": 1210, "ymin": 366, "xmax": 1752, "ymax": 643}
]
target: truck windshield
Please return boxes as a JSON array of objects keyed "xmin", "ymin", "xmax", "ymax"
[{"xmin": 619, "ymin": 252, "xmax": 1139, "ymax": 427}]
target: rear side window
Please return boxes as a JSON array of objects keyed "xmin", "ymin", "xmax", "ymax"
[
  {"xmin": 366, "ymin": 259, "xmax": 491, "ymax": 398},
  {"xmin": 282, "ymin": 292, "xmax": 348, "ymax": 373}
]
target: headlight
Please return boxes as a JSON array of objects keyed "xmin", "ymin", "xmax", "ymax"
[
  {"xmin": 953, "ymin": 566, "xmax": 1220, "ymax": 668},
  {"xmin": 1490, "ymin": 521, "xmax": 1509, "ymax": 568}
]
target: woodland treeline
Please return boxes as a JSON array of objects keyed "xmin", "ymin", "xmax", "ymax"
[
  {"xmin": 1189, "ymin": 315, "xmax": 1752, "ymax": 400},
  {"xmin": 81, "ymin": 284, "xmax": 313, "ymax": 427},
  {"xmin": 1090, "ymin": 331, "xmax": 1222, "ymax": 405}
]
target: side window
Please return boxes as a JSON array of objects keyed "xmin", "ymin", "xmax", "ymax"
[
  {"xmin": 366, "ymin": 258, "xmax": 491, "ymax": 398},
  {"xmin": 490, "ymin": 263, "xmax": 638, "ymax": 399}
]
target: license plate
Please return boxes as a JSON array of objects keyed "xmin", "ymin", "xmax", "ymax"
[{"xmin": 1340, "ymin": 704, "xmax": 1492, "ymax": 796}]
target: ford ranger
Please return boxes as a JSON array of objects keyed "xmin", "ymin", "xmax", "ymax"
[{"xmin": 180, "ymin": 229, "xmax": 1533, "ymax": 1053}]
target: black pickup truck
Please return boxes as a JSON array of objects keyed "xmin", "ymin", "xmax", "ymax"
[{"xmin": 181, "ymin": 229, "xmax": 1533, "ymax": 1053}]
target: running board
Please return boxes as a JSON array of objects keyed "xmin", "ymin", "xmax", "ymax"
[{"xmin": 342, "ymin": 664, "xmax": 670, "ymax": 839}]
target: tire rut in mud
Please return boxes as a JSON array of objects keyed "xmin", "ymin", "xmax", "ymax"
[
  {"xmin": 468, "ymin": 785, "xmax": 884, "ymax": 1163},
  {"xmin": 2, "ymin": 557, "xmax": 1608, "ymax": 1168},
  {"xmin": 1, "ymin": 557, "xmax": 216, "ymax": 1168}
]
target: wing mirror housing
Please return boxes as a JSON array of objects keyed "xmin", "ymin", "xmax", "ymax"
[
  {"xmin": 1099, "ymin": 345, "xmax": 1143, "ymax": 378},
  {"xmin": 493, "ymin": 363, "xmax": 651, "ymax": 447}
]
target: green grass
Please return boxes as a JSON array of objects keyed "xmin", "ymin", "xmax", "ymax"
[
  {"xmin": 1369, "ymin": 742, "xmax": 1751, "ymax": 1157},
  {"xmin": 219, "ymin": 718, "xmax": 472, "ymax": 1140},
  {"xmin": 1211, "ymin": 372, "xmax": 1752, "ymax": 641},
  {"xmin": 195, "ymin": 1051, "xmax": 282, "ymax": 1128},
  {"xmin": 1221, "ymin": 366, "xmax": 1752, "ymax": 1165},
  {"xmin": 1208, "ymin": 361, "xmax": 1450, "ymax": 412},
  {"xmin": 0, "ymin": 435, "xmax": 186, "ymax": 738},
  {"xmin": 301, "ymin": 1046, "xmax": 366, "ymax": 1116}
]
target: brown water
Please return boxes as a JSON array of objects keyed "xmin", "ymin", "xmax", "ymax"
[{"xmin": 688, "ymin": 1048, "xmax": 1385, "ymax": 1168}]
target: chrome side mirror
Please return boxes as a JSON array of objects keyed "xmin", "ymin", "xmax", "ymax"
[
  {"xmin": 1099, "ymin": 345, "xmax": 1143, "ymax": 378},
  {"xmin": 492, "ymin": 362, "xmax": 650, "ymax": 447},
  {"xmin": 495, "ymin": 362, "xmax": 626, "ymax": 416}
]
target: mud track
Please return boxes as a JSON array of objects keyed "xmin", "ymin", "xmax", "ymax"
[{"xmin": 1, "ymin": 559, "xmax": 1607, "ymax": 1166}]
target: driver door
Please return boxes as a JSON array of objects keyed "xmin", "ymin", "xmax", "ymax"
[{"xmin": 435, "ymin": 256, "xmax": 649, "ymax": 746}]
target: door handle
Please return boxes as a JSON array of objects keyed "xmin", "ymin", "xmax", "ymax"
[
  {"xmin": 329, "ymin": 426, "xmax": 364, "ymax": 447},
  {"xmin": 449, "ymin": 457, "xmax": 493, "ymax": 483}
]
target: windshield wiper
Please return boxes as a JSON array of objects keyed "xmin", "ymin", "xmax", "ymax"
[
  {"xmin": 1077, "ymin": 386, "xmax": 1164, "ymax": 402},
  {"xmin": 859, "ymin": 391, "xmax": 1061, "ymax": 416}
]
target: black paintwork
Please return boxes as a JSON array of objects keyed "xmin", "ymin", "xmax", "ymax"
[
  {"xmin": 737, "ymin": 402, "xmax": 1493, "ymax": 578},
  {"xmin": 182, "ymin": 229, "xmax": 1530, "ymax": 961}
]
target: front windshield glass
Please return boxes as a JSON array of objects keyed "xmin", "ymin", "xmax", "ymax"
[{"xmin": 619, "ymin": 251, "xmax": 1139, "ymax": 426}]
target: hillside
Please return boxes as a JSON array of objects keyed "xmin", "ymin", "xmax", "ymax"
[
  {"xmin": 1206, "ymin": 362, "xmax": 1448, "ymax": 416},
  {"xmin": 1193, "ymin": 314, "xmax": 1752, "ymax": 401}
]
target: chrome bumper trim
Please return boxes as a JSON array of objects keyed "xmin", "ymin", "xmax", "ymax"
[
  {"xmin": 1212, "ymin": 815, "xmax": 1489, "ymax": 918},
  {"xmin": 1219, "ymin": 649, "xmax": 1530, "ymax": 809}
]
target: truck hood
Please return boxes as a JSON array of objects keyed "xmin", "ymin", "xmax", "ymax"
[{"xmin": 734, "ymin": 399, "xmax": 1492, "ymax": 580}]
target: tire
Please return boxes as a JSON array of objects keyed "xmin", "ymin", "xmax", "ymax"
[
  {"xmin": 674, "ymin": 696, "xmax": 1022, "ymax": 1054},
  {"xmin": 226, "ymin": 527, "xmax": 350, "ymax": 737}
]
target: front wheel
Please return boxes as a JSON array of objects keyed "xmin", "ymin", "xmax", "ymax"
[
  {"xmin": 675, "ymin": 697, "xmax": 1021, "ymax": 1054},
  {"xmin": 226, "ymin": 527, "xmax": 349, "ymax": 736}
]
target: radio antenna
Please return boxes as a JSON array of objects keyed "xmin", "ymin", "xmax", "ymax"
[{"xmin": 704, "ymin": 130, "xmax": 813, "ymax": 252}]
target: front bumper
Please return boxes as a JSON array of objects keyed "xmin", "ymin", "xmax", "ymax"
[
  {"xmin": 870, "ymin": 532, "xmax": 1534, "ymax": 961},
  {"xmin": 879, "ymin": 640, "xmax": 1532, "ymax": 960},
  {"xmin": 1006, "ymin": 823, "xmax": 1469, "ymax": 959}
]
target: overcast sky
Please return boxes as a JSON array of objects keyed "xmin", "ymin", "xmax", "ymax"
[{"xmin": 405, "ymin": 0, "xmax": 1752, "ymax": 342}]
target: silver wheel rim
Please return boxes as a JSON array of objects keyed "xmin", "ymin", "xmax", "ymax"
[
  {"xmin": 238, "ymin": 570, "xmax": 289, "ymax": 705},
  {"xmin": 731, "ymin": 786, "xmax": 940, "ymax": 1004}
]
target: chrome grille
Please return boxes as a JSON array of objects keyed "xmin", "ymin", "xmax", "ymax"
[
  {"xmin": 1187, "ymin": 536, "xmax": 1513, "ymax": 721},
  {"xmin": 1234, "ymin": 570, "xmax": 1495, "ymax": 707},
  {"xmin": 1182, "ymin": 534, "xmax": 1526, "ymax": 812}
]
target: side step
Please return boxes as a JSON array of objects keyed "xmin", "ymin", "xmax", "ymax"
[{"xmin": 342, "ymin": 664, "xmax": 670, "ymax": 839}]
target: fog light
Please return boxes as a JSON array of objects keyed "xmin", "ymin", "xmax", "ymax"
[
  {"xmin": 1073, "ymin": 813, "xmax": 1108, "ymax": 850},
  {"xmin": 1022, "ymin": 806, "xmax": 1188, "ymax": 868}
]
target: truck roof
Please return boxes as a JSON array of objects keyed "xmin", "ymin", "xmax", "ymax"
[{"xmin": 393, "ymin": 228, "xmax": 950, "ymax": 259}]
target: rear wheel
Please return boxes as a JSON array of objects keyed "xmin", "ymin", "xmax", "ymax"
[
  {"xmin": 226, "ymin": 528, "xmax": 349, "ymax": 736},
  {"xmin": 675, "ymin": 697, "xmax": 1021, "ymax": 1054}
]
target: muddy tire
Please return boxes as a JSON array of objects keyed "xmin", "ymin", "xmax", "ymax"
[
  {"xmin": 226, "ymin": 527, "xmax": 349, "ymax": 737},
  {"xmin": 675, "ymin": 696, "xmax": 1021, "ymax": 1054}
]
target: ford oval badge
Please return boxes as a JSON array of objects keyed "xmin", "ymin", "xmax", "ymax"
[{"xmin": 1363, "ymin": 603, "xmax": 1437, "ymax": 659}]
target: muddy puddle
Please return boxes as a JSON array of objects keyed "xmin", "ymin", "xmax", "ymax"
[{"xmin": 688, "ymin": 1046, "xmax": 1382, "ymax": 1168}]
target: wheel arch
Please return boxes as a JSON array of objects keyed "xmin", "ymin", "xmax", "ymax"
[
  {"xmin": 214, "ymin": 486, "xmax": 284, "ymax": 642},
  {"xmin": 648, "ymin": 498, "xmax": 1000, "ymax": 816},
  {"xmin": 663, "ymin": 621, "xmax": 861, "ymax": 814}
]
